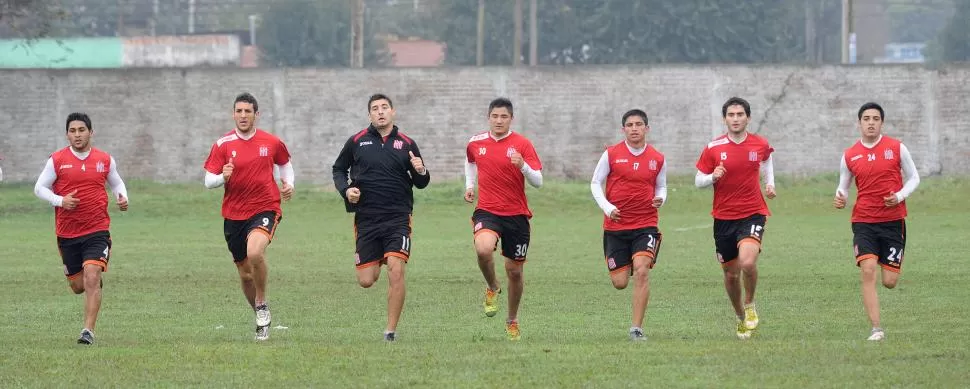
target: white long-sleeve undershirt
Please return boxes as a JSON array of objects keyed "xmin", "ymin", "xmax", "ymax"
[
  {"xmin": 836, "ymin": 139, "xmax": 919, "ymax": 202},
  {"xmin": 695, "ymin": 154, "xmax": 776, "ymax": 189},
  {"xmin": 34, "ymin": 150, "xmax": 128, "ymax": 207},
  {"xmin": 590, "ymin": 143, "xmax": 668, "ymax": 217},
  {"xmin": 204, "ymin": 161, "xmax": 295, "ymax": 189}
]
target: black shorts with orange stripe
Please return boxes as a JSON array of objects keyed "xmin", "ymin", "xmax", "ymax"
[
  {"xmin": 852, "ymin": 219, "xmax": 906, "ymax": 273},
  {"xmin": 603, "ymin": 227, "xmax": 662, "ymax": 274},
  {"xmin": 57, "ymin": 230, "xmax": 111, "ymax": 279},
  {"xmin": 471, "ymin": 209, "xmax": 531, "ymax": 261},
  {"xmin": 354, "ymin": 212, "xmax": 412, "ymax": 268},
  {"xmin": 223, "ymin": 211, "xmax": 281, "ymax": 262},
  {"xmin": 712, "ymin": 213, "xmax": 766, "ymax": 265}
]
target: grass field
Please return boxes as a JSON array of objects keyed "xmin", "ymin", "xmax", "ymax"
[{"xmin": 1, "ymin": 175, "xmax": 968, "ymax": 388}]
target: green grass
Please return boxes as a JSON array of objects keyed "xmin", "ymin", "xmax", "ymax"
[{"xmin": 1, "ymin": 176, "xmax": 969, "ymax": 388}]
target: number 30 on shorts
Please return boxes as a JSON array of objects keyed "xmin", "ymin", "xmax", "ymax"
[{"xmin": 514, "ymin": 243, "xmax": 529, "ymax": 257}]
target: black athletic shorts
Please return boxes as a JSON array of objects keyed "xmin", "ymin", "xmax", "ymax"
[
  {"xmin": 354, "ymin": 212, "xmax": 412, "ymax": 268},
  {"xmin": 603, "ymin": 227, "xmax": 662, "ymax": 274},
  {"xmin": 471, "ymin": 209, "xmax": 531, "ymax": 261},
  {"xmin": 57, "ymin": 230, "xmax": 111, "ymax": 279},
  {"xmin": 852, "ymin": 219, "xmax": 906, "ymax": 273},
  {"xmin": 712, "ymin": 214, "xmax": 766, "ymax": 266},
  {"xmin": 224, "ymin": 211, "xmax": 281, "ymax": 262}
]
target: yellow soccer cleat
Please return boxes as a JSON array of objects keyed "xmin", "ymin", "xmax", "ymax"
[
  {"xmin": 484, "ymin": 287, "xmax": 500, "ymax": 317},
  {"xmin": 506, "ymin": 320, "xmax": 521, "ymax": 341},
  {"xmin": 743, "ymin": 303, "xmax": 759, "ymax": 330},
  {"xmin": 736, "ymin": 319, "xmax": 752, "ymax": 340}
]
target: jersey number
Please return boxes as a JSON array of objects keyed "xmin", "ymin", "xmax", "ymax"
[
  {"xmin": 887, "ymin": 247, "xmax": 903, "ymax": 263},
  {"xmin": 262, "ymin": 218, "xmax": 270, "ymax": 227},
  {"xmin": 749, "ymin": 225, "xmax": 764, "ymax": 238},
  {"xmin": 633, "ymin": 162, "xmax": 640, "ymax": 170},
  {"xmin": 401, "ymin": 236, "xmax": 411, "ymax": 252},
  {"xmin": 514, "ymin": 244, "xmax": 529, "ymax": 257},
  {"xmin": 646, "ymin": 235, "xmax": 655, "ymax": 248}
]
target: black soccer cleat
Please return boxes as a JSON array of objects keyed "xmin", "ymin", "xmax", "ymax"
[{"xmin": 77, "ymin": 329, "xmax": 94, "ymax": 345}]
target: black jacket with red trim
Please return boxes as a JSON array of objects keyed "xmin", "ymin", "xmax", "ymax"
[{"xmin": 332, "ymin": 124, "xmax": 431, "ymax": 215}]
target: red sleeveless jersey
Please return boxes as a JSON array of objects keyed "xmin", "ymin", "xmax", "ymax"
[
  {"xmin": 603, "ymin": 142, "xmax": 665, "ymax": 231},
  {"xmin": 50, "ymin": 147, "xmax": 113, "ymax": 238},
  {"xmin": 843, "ymin": 136, "xmax": 906, "ymax": 223}
]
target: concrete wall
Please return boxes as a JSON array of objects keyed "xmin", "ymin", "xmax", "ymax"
[
  {"xmin": 0, "ymin": 35, "xmax": 240, "ymax": 69},
  {"xmin": 121, "ymin": 35, "xmax": 241, "ymax": 67},
  {"xmin": 1, "ymin": 66, "xmax": 968, "ymax": 185}
]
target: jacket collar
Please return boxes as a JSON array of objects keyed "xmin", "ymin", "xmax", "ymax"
[{"xmin": 367, "ymin": 124, "xmax": 399, "ymax": 138}]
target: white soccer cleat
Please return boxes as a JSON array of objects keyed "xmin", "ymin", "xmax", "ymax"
[
  {"xmin": 255, "ymin": 325, "xmax": 269, "ymax": 341},
  {"xmin": 255, "ymin": 304, "xmax": 272, "ymax": 327},
  {"xmin": 867, "ymin": 329, "xmax": 885, "ymax": 341}
]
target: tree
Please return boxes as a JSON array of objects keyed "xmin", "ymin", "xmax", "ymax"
[
  {"xmin": 257, "ymin": 0, "xmax": 387, "ymax": 67},
  {"xmin": 886, "ymin": 0, "xmax": 953, "ymax": 43},
  {"xmin": 0, "ymin": 0, "xmax": 67, "ymax": 39},
  {"xmin": 936, "ymin": 0, "xmax": 970, "ymax": 61},
  {"xmin": 426, "ymin": 0, "xmax": 820, "ymax": 65}
]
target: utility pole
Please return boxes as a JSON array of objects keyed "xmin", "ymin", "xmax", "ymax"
[
  {"xmin": 150, "ymin": 0, "xmax": 158, "ymax": 36},
  {"xmin": 188, "ymin": 0, "xmax": 195, "ymax": 34},
  {"xmin": 805, "ymin": 1, "xmax": 816, "ymax": 63},
  {"xmin": 351, "ymin": 0, "xmax": 364, "ymax": 68},
  {"xmin": 529, "ymin": 0, "xmax": 537, "ymax": 66},
  {"xmin": 513, "ymin": 0, "xmax": 522, "ymax": 66},
  {"xmin": 476, "ymin": 0, "xmax": 484, "ymax": 66},
  {"xmin": 841, "ymin": 0, "xmax": 852, "ymax": 64}
]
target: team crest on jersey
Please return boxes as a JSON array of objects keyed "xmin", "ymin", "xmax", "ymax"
[
  {"xmin": 259, "ymin": 146, "xmax": 269, "ymax": 157},
  {"xmin": 649, "ymin": 160, "xmax": 657, "ymax": 170},
  {"xmin": 749, "ymin": 151, "xmax": 758, "ymax": 161},
  {"xmin": 393, "ymin": 140, "xmax": 404, "ymax": 150},
  {"xmin": 720, "ymin": 152, "xmax": 727, "ymax": 160},
  {"xmin": 96, "ymin": 161, "xmax": 105, "ymax": 173},
  {"xmin": 884, "ymin": 149, "xmax": 894, "ymax": 160},
  {"xmin": 506, "ymin": 147, "xmax": 517, "ymax": 157}
]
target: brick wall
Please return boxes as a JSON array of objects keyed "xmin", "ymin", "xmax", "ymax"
[{"xmin": 1, "ymin": 66, "xmax": 968, "ymax": 185}]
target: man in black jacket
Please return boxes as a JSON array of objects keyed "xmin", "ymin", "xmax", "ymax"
[{"xmin": 332, "ymin": 93, "xmax": 431, "ymax": 341}]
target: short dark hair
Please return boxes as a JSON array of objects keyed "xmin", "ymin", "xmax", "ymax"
[
  {"xmin": 234, "ymin": 92, "xmax": 259, "ymax": 112},
  {"xmin": 721, "ymin": 97, "xmax": 751, "ymax": 117},
  {"xmin": 65, "ymin": 112, "xmax": 92, "ymax": 132},
  {"xmin": 621, "ymin": 109, "xmax": 648, "ymax": 126},
  {"xmin": 857, "ymin": 102, "xmax": 885, "ymax": 121},
  {"xmin": 368, "ymin": 93, "xmax": 393, "ymax": 110},
  {"xmin": 488, "ymin": 97, "xmax": 514, "ymax": 117}
]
